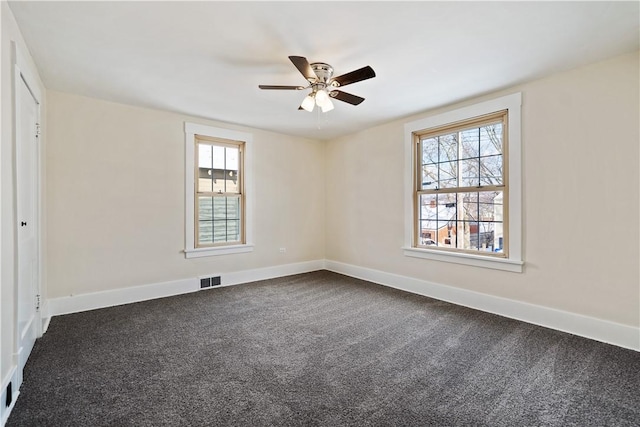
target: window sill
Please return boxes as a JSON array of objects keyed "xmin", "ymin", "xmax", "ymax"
[
  {"xmin": 402, "ymin": 247, "xmax": 523, "ymax": 273},
  {"xmin": 184, "ymin": 244, "xmax": 254, "ymax": 259}
]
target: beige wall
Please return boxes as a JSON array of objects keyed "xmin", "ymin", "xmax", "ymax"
[
  {"xmin": 326, "ymin": 51, "xmax": 639, "ymax": 327},
  {"xmin": 45, "ymin": 51, "xmax": 640, "ymax": 331},
  {"xmin": 46, "ymin": 91, "xmax": 325, "ymax": 298}
]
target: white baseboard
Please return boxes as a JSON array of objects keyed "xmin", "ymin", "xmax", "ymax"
[
  {"xmin": 0, "ymin": 366, "xmax": 19, "ymax": 427},
  {"xmin": 47, "ymin": 260, "xmax": 325, "ymax": 317},
  {"xmin": 44, "ymin": 258, "xmax": 638, "ymax": 351},
  {"xmin": 325, "ymin": 260, "xmax": 640, "ymax": 351},
  {"xmin": 41, "ymin": 315, "xmax": 51, "ymax": 334},
  {"xmin": 218, "ymin": 260, "xmax": 325, "ymax": 287},
  {"xmin": 48, "ymin": 278, "xmax": 199, "ymax": 317}
]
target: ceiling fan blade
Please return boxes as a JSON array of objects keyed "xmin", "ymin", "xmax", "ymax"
[
  {"xmin": 329, "ymin": 90, "xmax": 365, "ymax": 105},
  {"xmin": 331, "ymin": 66, "xmax": 376, "ymax": 87},
  {"xmin": 289, "ymin": 56, "xmax": 316, "ymax": 82},
  {"xmin": 259, "ymin": 85, "xmax": 305, "ymax": 90}
]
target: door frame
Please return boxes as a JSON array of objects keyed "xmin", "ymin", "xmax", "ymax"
[{"xmin": 12, "ymin": 40, "xmax": 44, "ymax": 386}]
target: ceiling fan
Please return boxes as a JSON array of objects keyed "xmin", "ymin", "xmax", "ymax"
[{"xmin": 259, "ymin": 56, "xmax": 376, "ymax": 113}]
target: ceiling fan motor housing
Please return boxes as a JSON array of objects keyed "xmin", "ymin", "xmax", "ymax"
[{"xmin": 310, "ymin": 63, "xmax": 334, "ymax": 85}]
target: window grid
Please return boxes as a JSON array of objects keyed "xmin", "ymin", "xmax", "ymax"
[
  {"xmin": 414, "ymin": 111, "xmax": 508, "ymax": 257},
  {"xmin": 195, "ymin": 136, "xmax": 244, "ymax": 248}
]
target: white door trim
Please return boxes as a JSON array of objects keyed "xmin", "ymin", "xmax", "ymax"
[{"xmin": 12, "ymin": 40, "xmax": 44, "ymax": 388}]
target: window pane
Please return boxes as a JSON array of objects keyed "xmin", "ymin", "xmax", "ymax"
[
  {"xmin": 439, "ymin": 161, "xmax": 457, "ymax": 188},
  {"xmin": 226, "ymin": 219, "xmax": 241, "ymax": 241},
  {"xmin": 479, "ymin": 191, "xmax": 503, "ymax": 222},
  {"xmin": 462, "ymin": 192, "xmax": 479, "ymax": 221},
  {"xmin": 451, "ymin": 221, "xmax": 472, "ymax": 251},
  {"xmin": 491, "ymin": 191, "xmax": 504, "ymax": 223},
  {"xmin": 198, "ymin": 170, "xmax": 213, "ymax": 193},
  {"xmin": 419, "ymin": 194, "xmax": 438, "ymax": 223},
  {"xmin": 198, "ymin": 144, "xmax": 212, "ymax": 168},
  {"xmin": 461, "ymin": 159, "xmax": 480, "ymax": 187},
  {"xmin": 418, "ymin": 194, "xmax": 458, "ymax": 246},
  {"xmin": 463, "ymin": 221, "xmax": 480, "ymax": 250},
  {"xmin": 224, "ymin": 169, "xmax": 239, "ymax": 193},
  {"xmin": 437, "ymin": 220, "xmax": 450, "ymax": 240},
  {"xmin": 213, "ymin": 220, "xmax": 241, "ymax": 243},
  {"xmin": 450, "ymin": 191, "xmax": 503, "ymax": 252},
  {"xmin": 421, "ymin": 137, "xmax": 439, "ymax": 164},
  {"xmin": 224, "ymin": 147, "xmax": 240, "ymax": 193},
  {"xmin": 213, "ymin": 220, "xmax": 227, "ymax": 243},
  {"xmin": 198, "ymin": 221, "xmax": 213, "ymax": 245},
  {"xmin": 418, "ymin": 194, "xmax": 437, "ymax": 244},
  {"xmin": 460, "ymin": 128, "xmax": 479, "ymax": 159},
  {"xmin": 213, "ymin": 197, "xmax": 240, "ymax": 221},
  {"xmin": 197, "ymin": 144, "xmax": 213, "ymax": 192},
  {"xmin": 438, "ymin": 133, "xmax": 457, "ymax": 163},
  {"xmin": 210, "ymin": 145, "xmax": 225, "ymax": 169},
  {"xmin": 421, "ymin": 165, "xmax": 438, "ymax": 190},
  {"xmin": 205, "ymin": 145, "xmax": 226, "ymax": 194},
  {"xmin": 198, "ymin": 196, "xmax": 241, "ymax": 245},
  {"xmin": 480, "ymin": 123, "xmax": 502, "ymax": 157},
  {"xmin": 225, "ymin": 147, "xmax": 238, "ymax": 170},
  {"xmin": 479, "ymin": 155, "xmax": 502, "ymax": 186},
  {"xmin": 198, "ymin": 144, "xmax": 231, "ymax": 194},
  {"xmin": 212, "ymin": 169, "xmax": 225, "ymax": 193},
  {"xmin": 198, "ymin": 194, "xmax": 217, "ymax": 245},
  {"xmin": 440, "ymin": 192, "xmax": 458, "ymax": 208},
  {"xmin": 477, "ymin": 222, "xmax": 497, "ymax": 252},
  {"xmin": 198, "ymin": 196, "xmax": 213, "ymax": 220},
  {"xmin": 417, "ymin": 191, "xmax": 504, "ymax": 253}
]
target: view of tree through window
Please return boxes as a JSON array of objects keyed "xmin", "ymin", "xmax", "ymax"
[
  {"xmin": 196, "ymin": 137, "xmax": 243, "ymax": 246},
  {"xmin": 416, "ymin": 112, "xmax": 507, "ymax": 256}
]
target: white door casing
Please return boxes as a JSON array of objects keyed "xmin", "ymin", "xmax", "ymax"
[{"xmin": 14, "ymin": 43, "xmax": 42, "ymax": 386}]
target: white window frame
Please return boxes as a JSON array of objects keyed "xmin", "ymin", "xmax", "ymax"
[
  {"xmin": 184, "ymin": 123, "xmax": 254, "ymax": 258},
  {"xmin": 403, "ymin": 93, "xmax": 523, "ymax": 272}
]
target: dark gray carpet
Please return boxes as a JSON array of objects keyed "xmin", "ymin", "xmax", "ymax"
[{"xmin": 7, "ymin": 271, "xmax": 640, "ymax": 426}]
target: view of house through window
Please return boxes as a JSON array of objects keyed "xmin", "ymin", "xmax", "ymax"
[
  {"xmin": 415, "ymin": 111, "xmax": 507, "ymax": 256},
  {"xmin": 195, "ymin": 136, "xmax": 244, "ymax": 247}
]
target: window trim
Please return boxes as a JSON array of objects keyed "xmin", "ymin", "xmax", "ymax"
[
  {"xmin": 403, "ymin": 93, "xmax": 523, "ymax": 272},
  {"xmin": 184, "ymin": 123, "xmax": 254, "ymax": 258}
]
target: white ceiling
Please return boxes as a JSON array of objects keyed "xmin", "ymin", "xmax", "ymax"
[{"xmin": 8, "ymin": 1, "xmax": 640, "ymax": 140}]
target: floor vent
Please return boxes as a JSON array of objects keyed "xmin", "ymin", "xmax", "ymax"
[{"xmin": 200, "ymin": 276, "xmax": 222, "ymax": 289}]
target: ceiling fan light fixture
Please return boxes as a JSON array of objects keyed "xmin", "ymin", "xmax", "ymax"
[
  {"xmin": 301, "ymin": 93, "xmax": 315, "ymax": 112},
  {"xmin": 320, "ymin": 98, "xmax": 334, "ymax": 112},
  {"xmin": 315, "ymin": 89, "xmax": 330, "ymax": 107}
]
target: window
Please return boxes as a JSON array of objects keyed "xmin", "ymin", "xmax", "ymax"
[
  {"xmin": 184, "ymin": 123, "xmax": 253, "ymax": 258},
  {"xmin": 404, "ymin": 93, "xmax": 523, "ymax": 272},
  {"xmin": 196, "ymin": 137, "xmax": 243, "ymax": 246},
  {"xmin": 417, "ymin": 112, "xmax": 507, "ymax": 254}
]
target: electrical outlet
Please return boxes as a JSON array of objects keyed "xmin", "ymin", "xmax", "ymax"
[{"xmin": 279, "ymin": 247, "xmax": 286, "ymax": 253}]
